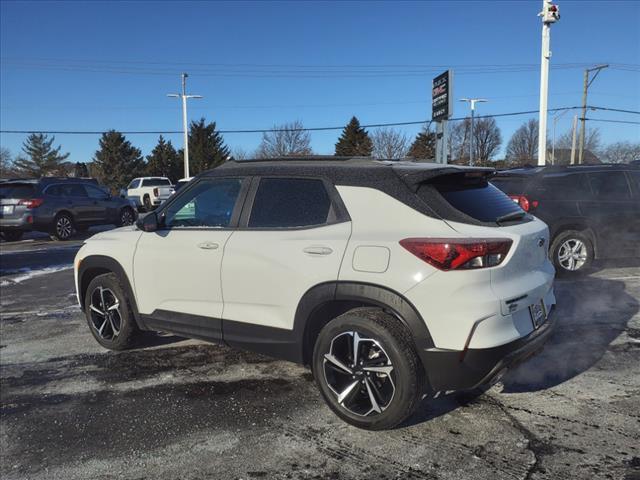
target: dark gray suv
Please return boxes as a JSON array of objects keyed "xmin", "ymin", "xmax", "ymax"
[{"xmin": 0, "ymin": 178, "xmax": 137, "ymax": 241}]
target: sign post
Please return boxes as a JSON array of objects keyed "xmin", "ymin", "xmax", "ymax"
[{"xmin": 432, "ymin": 70, "xmax": 453, "ymax": 164}]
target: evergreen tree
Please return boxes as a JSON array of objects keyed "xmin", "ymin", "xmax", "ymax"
[
  {"xmin": 146, "ymin": 135, "xmax": 182, "ymax": 182},
  {"xmin": 12, "ymin": 133, "xmax": 70, "ymax": 177},
  {"xmin": 181, "ymin": 118, "xmax": 230, "ymax": 175},
  {"xmin": 93, "ymin": 130, "xmax": 145, "ymax": 191},
  {"xmin": 74, "ymin": 162, "xmax": 89, "ymax": 177},
  {"xmin": 335, "ymin": 116, "xmax": 373, "ymax": 156},
  {"xmin": 407, "ymin": 127, "xmax": 436, "ymax": 160}
]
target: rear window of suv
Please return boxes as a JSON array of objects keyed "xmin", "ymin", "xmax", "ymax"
[
  {"xmin": 491, "ymin": 176, "xmax": 528, "ymax": 195},
  {"xmin": 249, "ymin": 178, "xmax": 332, "ymax": 228},
  {"xmin": 423, "ymin": 174, "xmax": 524, "ymax": 224},
  {"xmin": 0, "ymin": 183, "xmax": 36, "ymax": 199},
  {"xmin": 141, "ymin": 178, "xmax": 171, "ymax": 187}
]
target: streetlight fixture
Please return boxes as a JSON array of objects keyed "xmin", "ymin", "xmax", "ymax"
[
  {"xmin": 459, "ymin": 98, "xmax": 488, "ymax": 166},
  {"xmin": 168, "ymin": 73, "xmax": 203, "ymax": 179},
  {"xmin": 578, "ymin": 64, "xmax": 608, "ymax": 163}
]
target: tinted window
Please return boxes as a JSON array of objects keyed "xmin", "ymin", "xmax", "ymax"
[
  {"xmin": 249, "ymin": 178, "xmax": 331, "ymax": 228},
  {"xmin": 85, "ymin": 185, "xmax": 109, "ymax": 199},
  {"xmin": 46, "ymin": 185, "xmax": 61, "ymax": 196},
  {"xmin": 164, "ymin": 178, "xmax": 241, "ymax": 228},
  {"xmin": 588, "ymin": 172, "xmax": 631, "ymax": 200},
  {"xmin": 429, "ymin": 177, "xmax": 523, "ymax": 223},
  {"xmin": 536, "ymin": 173, "xmax": 591, "ymax": 200},
  {"xmin": 127, "ymin": 179, "xmax": 140, "ymax": 189},
  {"xmin": 142, "ymin": 178, "xmax": 171, "ymax": 187},
  {"xmin": 0, "ymin": 183, "xmax": 35, "ymax": 199},
  {"xmin": 60, "ymin": 184, "xmax": 87, "ymax": 197},
  {"xmin": 491, "ymin": 176, "xmax": 528, "ymax": 195}
]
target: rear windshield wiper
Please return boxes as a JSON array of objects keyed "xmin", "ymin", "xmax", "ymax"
[{"xmin": 496, "ymin": 211, "xmax": 526, "ymax": 224}]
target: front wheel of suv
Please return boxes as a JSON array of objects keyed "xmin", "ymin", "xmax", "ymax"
[
  {"xmin": 118, "ymin": 207, "xmax": 135, "ymax": 227},
  {"xmin": 84, "ymin": 273, "xmax": 140, "ymax": 350},
  {"xmin": 50, "ymin": 213, "xmax": 75, "ymax": 241},
  {"xmin": 312, "ymin": 308, "xmax": 424, "ymax": 430},
  {"xmin": 550, "ymin": 230, "xmax": 594, "ymax": 276}
]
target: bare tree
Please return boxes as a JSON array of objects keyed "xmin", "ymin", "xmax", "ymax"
[
  {"xmin": 557, "ymin": 127, "xmax": 601, "ymax": 154},
  {"xmin": 0, "ymin": 147, "xmax": 15, "ymax": 177},
  {"xmin": 371, "ymin": 128, "xmax": 410, "ymax": 159},
  {"xmin": 230, "ymin": 147, "xmax": 251, "ymax": 161},
  {"xmin": 600, "ymin": 141, "xmax": 640, "ymax": 164},
  {"xmin": 256, "ymin": 120, "xmax": 313, "ymax": 158},
  {"xmin": 450, "ymin": 117, "xmax": 502, "ymax": 165},
  {"xmin": 505, "ymin": 119, "xmax": 538, "ymax": 166}
]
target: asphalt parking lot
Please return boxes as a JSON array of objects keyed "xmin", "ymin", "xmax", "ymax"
[{"xmin": 1, "ymin": 233, "xmax": 639, "ymax": 480}]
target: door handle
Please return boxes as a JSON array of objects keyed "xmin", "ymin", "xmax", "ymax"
[
  {"xmin": 303, "ymin": 246, "xmax": 333, "ymax": 256},
  {"xmin": 197, "ymin": 241, "xmax": 219, "ymax": 250}
]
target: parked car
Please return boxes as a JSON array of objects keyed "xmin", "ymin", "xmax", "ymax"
[
  {"xmin": 0, "ymin": 177, "xmax": 137, "ymax": 241},
  {"xmin": 74, "ymin": 157, "xmax": 555, "ymax": 430},
  {"xmin": 492, "ymin": 164, "xmax": 640, "ymax": 275},
  {"xmin": 124, "ymin": 177, "xmax": 174, "ymax": 211}
]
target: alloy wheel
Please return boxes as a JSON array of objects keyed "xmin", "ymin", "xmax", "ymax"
[
  {"xmin": 56, "ymin": 216, "xmax": 73, "ymax": 239},
  {"xmin": 120, "ymin": 209, "xmax": 134, "ymax": 226},
  {"xmin": 323, "ymin": 331, "xmax": 395, "ymax": 417},
  {"xmin": 557, "ymin": 239, "xmax": 588, "ymax": 271},
  {"xmin": 89, "ymin": 286, "xmax": 122, "ymax": 341}
]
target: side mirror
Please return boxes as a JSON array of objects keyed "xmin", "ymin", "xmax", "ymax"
[{"xmin": 136, "ymin": 212, "xmax": 159, "ymax": 232}]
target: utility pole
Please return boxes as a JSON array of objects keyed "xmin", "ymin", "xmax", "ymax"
[
  {"xmin": 537, "ymin": 0, "xmax": 560, "ymax": 166},
  {"xmin": 167, "ymin": 73, "xmax": 203, "ymax": 179},
  {"xmin": 570, "ymin": 114, "xmax": 578, "ymax": 165},
  {"xmin": 578, "ymin": 64, "xmax": 608, "ymax": 164},
  {"xmin": 551, "ymin": 108, "xmax": 569, "ymax": 164},
  {"xmin": 459, "ymin": 98, "xmax": 487, "ymax": 166}
]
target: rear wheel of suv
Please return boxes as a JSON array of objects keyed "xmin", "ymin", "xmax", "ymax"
[
  {"xmin": 143, "ymin": 195, "xmax": 152, "ymax": 211},
  {"xmin": 50, "ymin": 213, "xmax": 75, "ymax": 241},
  {"xmin": 1, "ymin": 231, "xmax": 23, "ymax": 242},
  {"xmin": 312, "ymin": 308, "xmax": 424, "ymax": 430},
  {"xmin": 84, "ymin": 273, "xmax": 140, "ymax": 350},
  {"xmin": 551, "ymin": 230, "xmax": 594, "ymax": 275}
]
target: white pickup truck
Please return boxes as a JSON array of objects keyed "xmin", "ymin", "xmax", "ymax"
[{"xmin": 124, "ymin": 177, "xmax": 174, "ymax": 211}]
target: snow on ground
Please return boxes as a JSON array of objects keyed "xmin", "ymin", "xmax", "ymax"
[{"xmin": 0, "ymin": 264, "xmax": 73, "ymax": 286}]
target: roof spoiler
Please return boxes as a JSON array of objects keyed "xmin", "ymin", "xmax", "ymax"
[{"xmin": 393, "ymin": 165, "xmax": 495, "ymax": 192}]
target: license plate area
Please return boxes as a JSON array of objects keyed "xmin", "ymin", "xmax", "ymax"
[{"xmin": 529, "ymin": 300, "xmax": 547, "ymax": 329}]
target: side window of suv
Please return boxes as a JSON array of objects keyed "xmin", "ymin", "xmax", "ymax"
[
  {"xmin": 85, "ymin": 185, "xmax": 109, "ymax": 199},
  {"xmin": 62, "ymin": 184, "xmax": 88, "ymax": 197},
  {"xmin": 537, "ymin": 173, "xmax": 590, "ymax": 200},
  {"xmin": 164, "ymin": 178, "xmax": 242, "ymax": 228},
  {"xmin": 46, "ymin": 185, "xmax": 61, "ymax": 196},
  {"xmin": 588, "ymin": 172, "xmax": 631, "ymax": 200},
  {"xmin": 248, "ymin": 178, "xmax": 332, "ymax": 228}
]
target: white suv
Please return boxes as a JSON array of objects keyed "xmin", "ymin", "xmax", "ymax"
[{"xmin": 74, "ymin": 158, "xmax": 556, "ymax": 430}]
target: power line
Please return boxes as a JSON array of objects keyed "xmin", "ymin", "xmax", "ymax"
[
  {"xmin": 0, "ymin": 106, "xmax": 634, "ymax": 136},
  {"xmin": 585, "ymin": 118, "xmax": 640, "ymax": 125}
]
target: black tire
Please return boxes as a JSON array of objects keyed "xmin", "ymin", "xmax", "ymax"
[
  {"xmin": 312, "ymin": 308, "xmax": 424, "ymax": 430},
  {"xmin": 118, "ymin": 207, "xmax": 135, "ymax": 226},
  {"xmin": 550, "ymin": 230, "xmax": 594, "ymax": 276},
  {"xmin": 84, "ymin": 272, "xmax": 140, "ymax": 350},
  {"xmin": 50, "ymin": 212, "xmax": 75, "ymax": 241},
  {"xmin": 143, "ymin": 195, "xmax": 152, "ymax": 212},
  {"xmin": 1, "ymin": 230, "xmax": 24, "ymax": 242}
]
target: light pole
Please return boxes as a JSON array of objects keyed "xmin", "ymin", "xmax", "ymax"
[
  {"xmin": 551, "ymin": 108, "xmax": 569, "ymax": 164},
  {"xmin": 578, "ymin": 64, "xmax": 608, "ymax": 164},
  {"xmin": 537, "ymin": 0, "xmax": 560, "ymax": 166},
  {"xmin": 459, "ymin": 98, "xmax": 487, "ymax": 166},
  {"xmin": 167, "ymin": 73, "xmax": 203, "ymax": 179}
]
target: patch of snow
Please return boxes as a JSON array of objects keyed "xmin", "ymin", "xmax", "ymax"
[{"xmin": 0, "ymin": 264, "xmax": 73, "ymax": 286}]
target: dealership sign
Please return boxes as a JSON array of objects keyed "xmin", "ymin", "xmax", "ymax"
[{"xmin": 432, "ymin": 70, "xmax": 453, "ymax": 121}]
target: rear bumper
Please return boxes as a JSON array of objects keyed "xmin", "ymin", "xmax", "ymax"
[
  {"xmin": 0, "ymin": 215, "xmax": 32, "ymax": 231},
  {"xmin": 420, "ymin": 306, "xmax": 556, "ymax": 392}
]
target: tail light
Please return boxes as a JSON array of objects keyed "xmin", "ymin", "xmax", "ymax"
[
  {"xmin": 18, "ymin": 198, "xmax": 44, "ymax": 208},
  {"xmin": 153, "ymin": 187, "xmax": 159, "ymax": 197},
  {"xmin": 508, "ymin": 194, "xmax": 538, "ymax": 212},
  {"xmin": 400, "ymin": 238, "xmax": 513, "ymax": 271}
]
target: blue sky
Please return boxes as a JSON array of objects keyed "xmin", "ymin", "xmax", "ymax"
[{"xmin": 1, "ymin": 0, "xmax": 639, "ymax": 163}]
